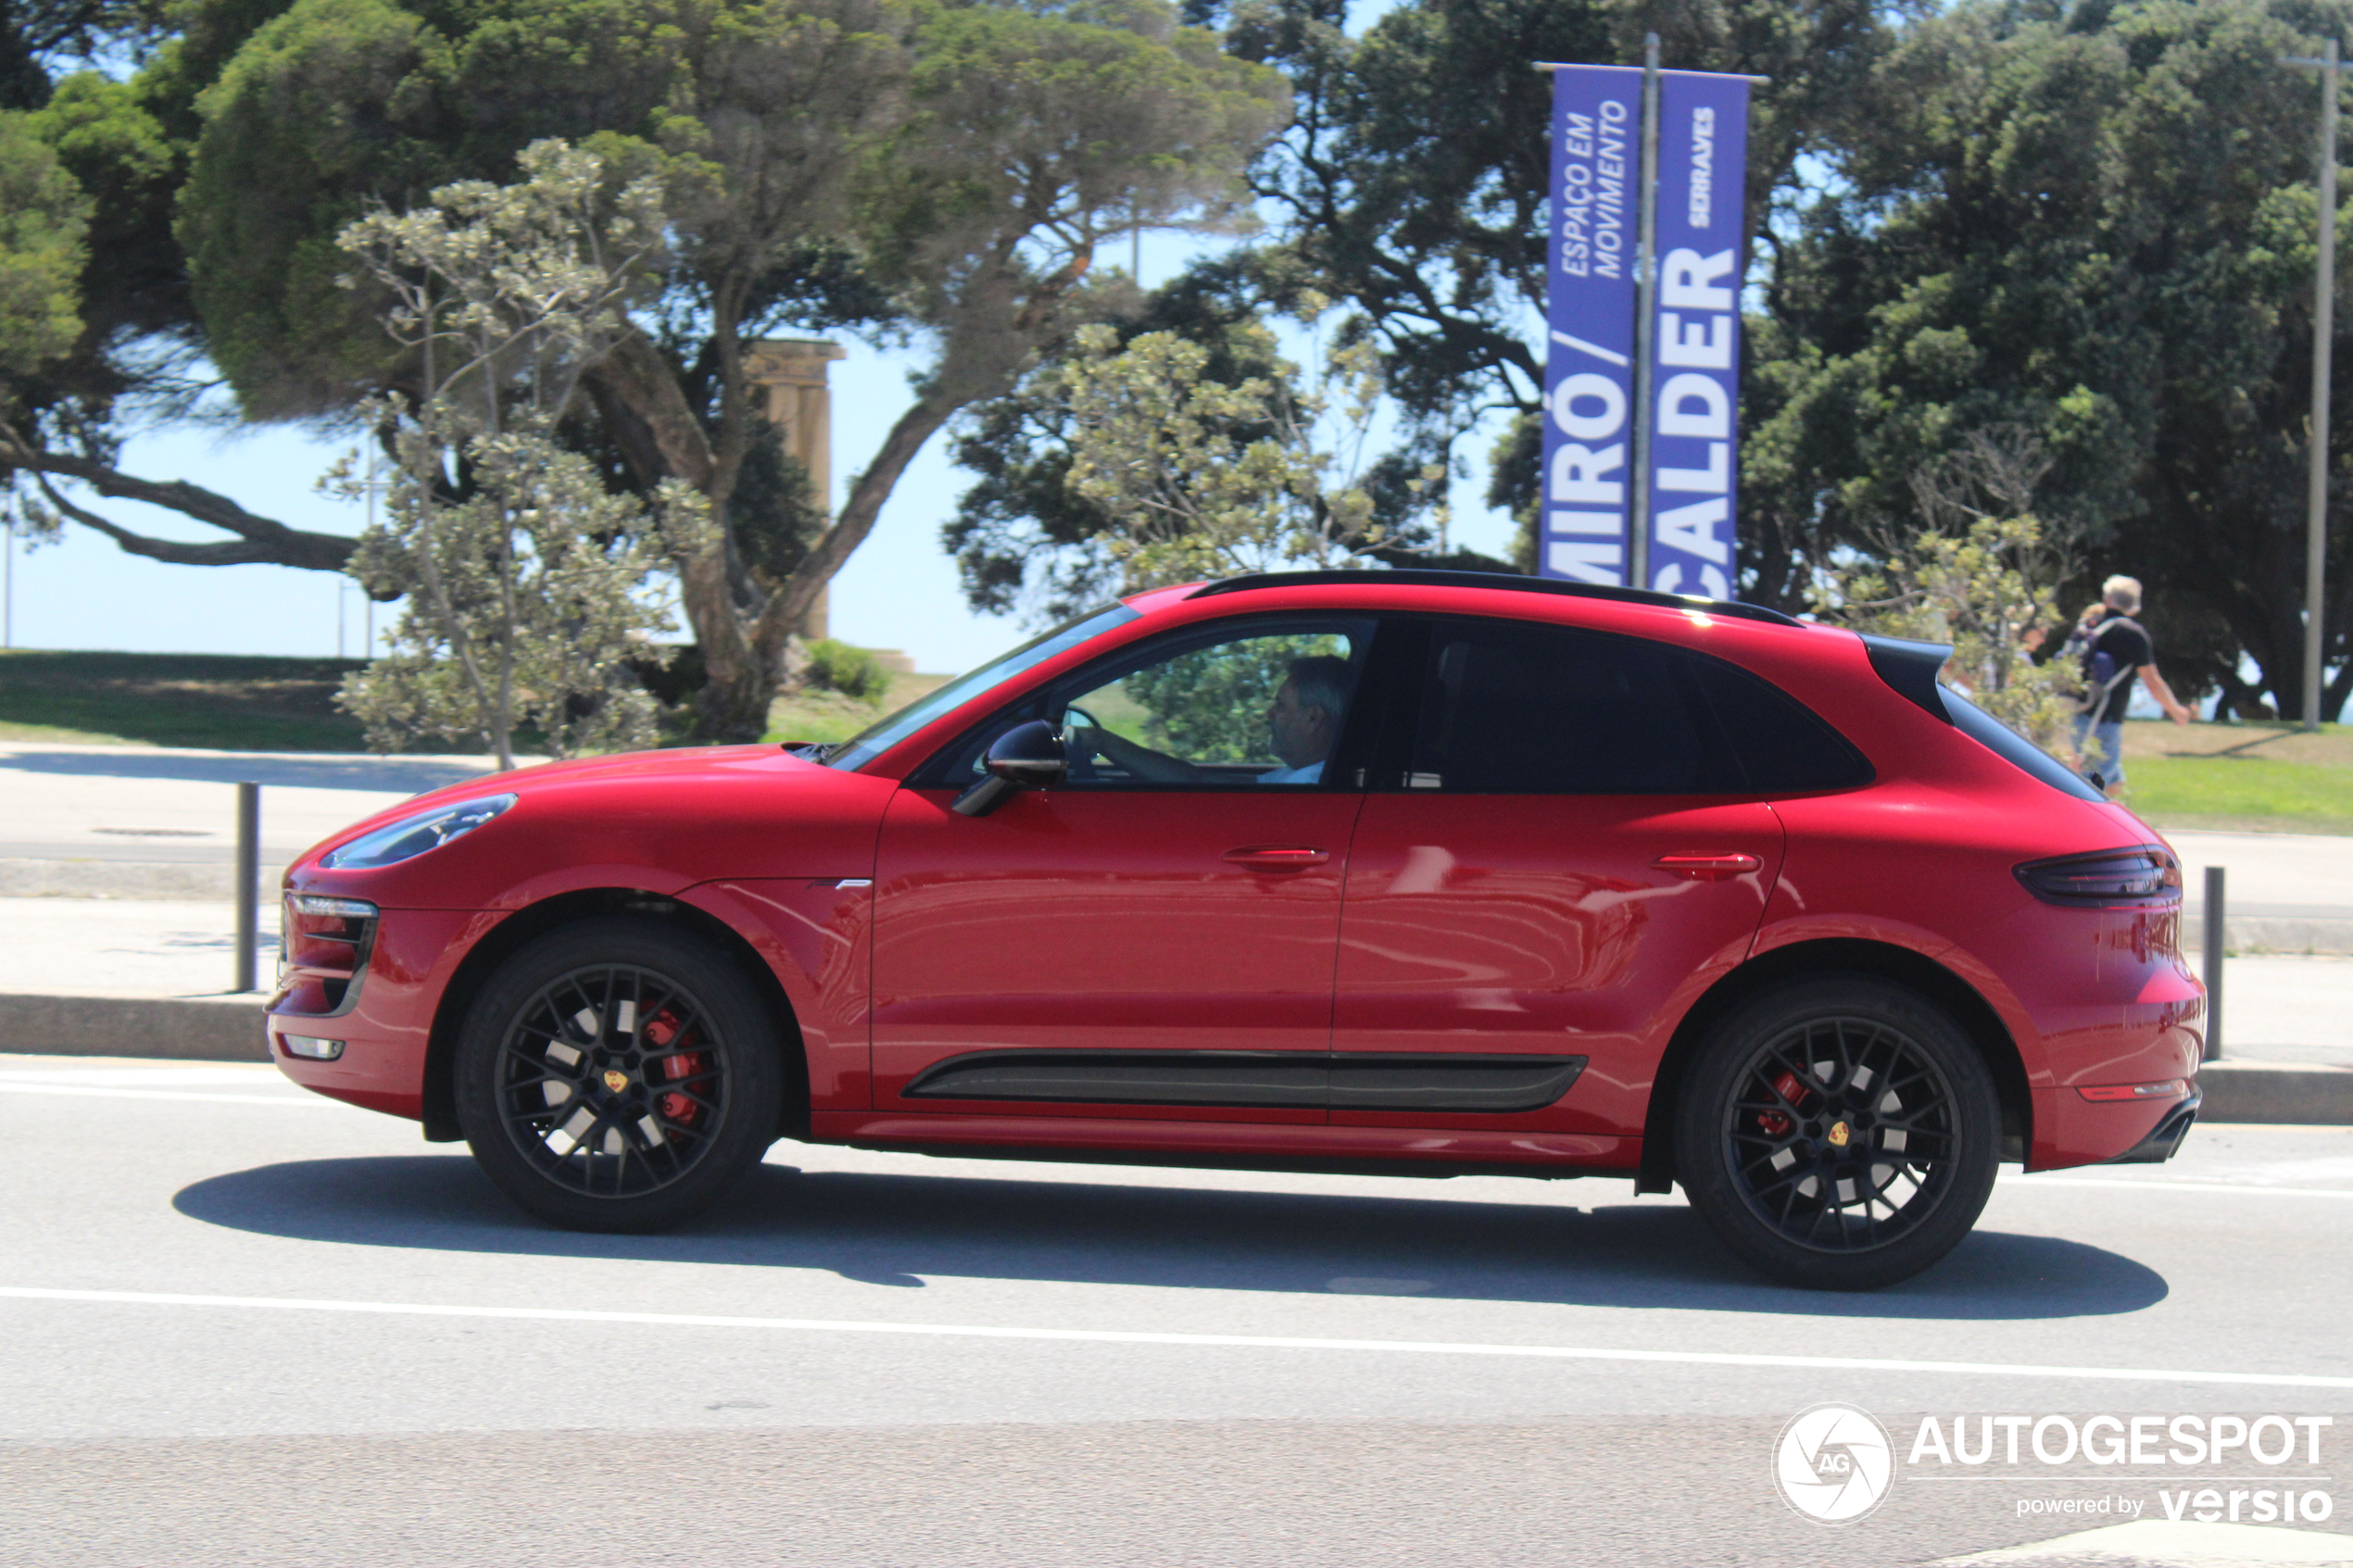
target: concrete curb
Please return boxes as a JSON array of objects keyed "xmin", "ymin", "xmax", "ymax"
[
  {"xmin": 2196, "ymin": 1060, "xmax": 2353, "ymax": 1125},
  {"xmin": 0, "ymin": 994, "xmax": 268, "ymax": 1061}
]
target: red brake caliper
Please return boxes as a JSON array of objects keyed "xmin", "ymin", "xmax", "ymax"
[
  {"xmin": 1756, "ymin": 1070, "xmax": 1807, "ymax": 1138},
  {"xmin": 644, "ymin": 1013, "xmax": 706, "ymax": 1128}
]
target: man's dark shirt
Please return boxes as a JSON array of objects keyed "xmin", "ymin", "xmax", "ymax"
[{"xmin": 2082, "ymin": 612, "xmax": 2153, "ymax": 724}]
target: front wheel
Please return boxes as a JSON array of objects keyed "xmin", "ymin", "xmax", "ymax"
[
  {"xmin": 1674, "ymin": 976, "xmax": 2000, "ymax": 1290},
  {"xmin": 455, "ymin": 917, "xmax": 785, "ymax": 1233}
]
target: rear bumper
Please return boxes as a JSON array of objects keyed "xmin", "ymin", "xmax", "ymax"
[{"xmin": 2103, "ymin": 1088, "xmax": 2200, "ymax": 1164}]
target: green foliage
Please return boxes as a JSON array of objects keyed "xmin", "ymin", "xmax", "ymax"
[
  {"xmin": 180, "ymin": 0, "xmax": 445, "ymax": 416},
  {"xmin": 729, "ymin": 419, "xmax": 824, "ymax": 581},
  {"xmin": 1818, "ymin": 512, "xmax": 2079, "ymax": 752},
  {"xmin": 0, "ymin": 110, "xmax": 90, "ymax": 386},
  {"xmin": 1743, "ymin": 0, "xmax": 2353, "ymax": 717},
  {"xmin": 799, "ymin": 637, "xmax": 889, "ymax": 703},
  {"xmin": 341, "ymin": 429, "xmax": 690, "ymax": 758},
  {"xmin": 1049, "ymin": 311, "xmax": 1401, "ymax": 592}
]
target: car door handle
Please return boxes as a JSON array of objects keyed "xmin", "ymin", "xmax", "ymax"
[
  {"xmin": 1224, "ymin": 846, "xmax": 1331, "ymax": 871},
  {"xmin": 1652, "ymin": 852, "xmax": 1761, "ymax": 881}
]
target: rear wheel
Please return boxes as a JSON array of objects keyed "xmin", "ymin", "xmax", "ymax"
[
  {"xmin": 1674, "ymin": 975, "xmax": 2000, "ymax": 1290},
  {"xmin": 455, "ymin": 917, "xmax": 785, "ymax": 1232}
]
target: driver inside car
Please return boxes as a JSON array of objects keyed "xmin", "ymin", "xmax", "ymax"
[{"xmin": 1071, "ymin": 655, "xmax": 1354, "ymax": 784}]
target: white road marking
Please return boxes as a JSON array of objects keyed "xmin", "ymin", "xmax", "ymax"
[
  {"xmin": 2005, "ymin": 1177, "xmax": 2353, "ymax": 1199},
  {"xmin": 4, "ymin": 1286, "xmax": 2352, "ymax": 1390},
  {"xmin": 1934, "ymin": 1518, "xmax": 2353, "ymax": 1564},
  {"xmin": 0, "ymin": 1084, "xmax": 324, "ymax": 1107},
  {"xmin": 0, "ymin": 1067, "xmax": 279, "ymax": 1086}
]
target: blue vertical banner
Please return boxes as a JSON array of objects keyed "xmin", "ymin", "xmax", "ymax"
[
  {"xmin": 1642, "ymin": 71, "xmax": 1750, "ymax": 599},
  {"xmin": 1540, "ymin": 65, "xmax": 1641, "ymax": 585}
]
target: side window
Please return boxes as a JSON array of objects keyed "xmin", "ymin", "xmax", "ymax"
[
  {"xmin": 1408, "ymin": 618, "xmax": 1739, "ymax": 794},
  {"xmin": 916, "ymin": 617, "xmax": 1377, "ymax": 788},
  {"xmin": 1687, "ymin": 658, "xmax": 1873, "ymax": 793},
  {"xmin": 1061, "ymin": 621, "xmax": 1372, "ymax": 786}
]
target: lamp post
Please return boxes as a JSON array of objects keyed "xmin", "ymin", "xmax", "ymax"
[{"xmin": 2288, "ymin": 39, "xmax": 2346, "ymax": 732}]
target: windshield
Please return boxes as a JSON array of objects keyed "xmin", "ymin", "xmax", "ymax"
[{"xmin": 821, "ymin": 603, "xmax": 1141, "ymax": 771}]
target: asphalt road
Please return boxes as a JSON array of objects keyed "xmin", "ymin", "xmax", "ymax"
[{"xmin": 2, "ymin": 1054, "xmax": 2349, "ymax": 1567}]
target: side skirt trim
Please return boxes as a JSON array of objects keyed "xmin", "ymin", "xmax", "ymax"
[{"xmin": 900, "ymin": 1049, "xmax": 1588, "ymax": 1114}]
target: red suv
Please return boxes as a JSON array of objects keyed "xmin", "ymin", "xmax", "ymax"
[{"xmin": 271, "ymin": 571, "xmax": 2203, "ymax": 1289}]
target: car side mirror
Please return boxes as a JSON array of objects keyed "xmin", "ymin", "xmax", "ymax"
[{"xmin": 950, "ymin": 720, "xmax": 1067, "ymax": 817}]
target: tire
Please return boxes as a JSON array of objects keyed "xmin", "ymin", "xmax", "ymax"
[
  {"xmin": 1673, "ymin": 975, "xmax": 2000, "ymax": 1291},
  {"xmin": 455, "ymin": 916, "xmax": 786, "ymax": 1233}
]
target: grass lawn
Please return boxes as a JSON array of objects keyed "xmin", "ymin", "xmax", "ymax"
[
  {"xmin": 0, "ymin": 650, "xmax": 373, "ymax": 750},
  {"xmin": 2118, "ymin": 720, "xmax": 2353, "ymax": 834},
  {"xmin": 762, "ymin": 670, "xmax": 954, "ymax": 746}
]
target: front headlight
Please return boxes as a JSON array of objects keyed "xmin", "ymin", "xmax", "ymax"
[{"xmin": 320, "ymin": 794, "xmax": 517, "ymax": 870}]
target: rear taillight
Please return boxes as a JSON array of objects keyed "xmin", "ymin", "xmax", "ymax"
[
  {"xmin": 2078, "ymin": 1080, "xmax": 2188, "ymax": 1102},
  {"xmin": 2014, "ymin": 846, "xmax": 2181, "ymax": 906}
]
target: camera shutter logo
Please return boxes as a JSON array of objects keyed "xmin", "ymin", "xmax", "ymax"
[{"xmin": 1774, "ymin": 1402, "xmax": 1894, "ymax": 1524}]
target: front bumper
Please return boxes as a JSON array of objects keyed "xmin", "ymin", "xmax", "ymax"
[{"xmin": 268, "ymin": 904, "xmax": 500, "ymax": 1122}]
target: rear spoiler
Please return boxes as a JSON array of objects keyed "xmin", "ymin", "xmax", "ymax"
[{"xmin": 1859, "ymin": 633, "xmax": 1953, "ymax": 722}]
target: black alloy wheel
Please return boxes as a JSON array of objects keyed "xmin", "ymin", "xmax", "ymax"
[
  {"xmin": 1675, "ymin": 975, "xmax": 2000, "ymax": 1290},
  {"xmin": 455, "ymin": 917, "xmax": 786, "ymax": 1233}
]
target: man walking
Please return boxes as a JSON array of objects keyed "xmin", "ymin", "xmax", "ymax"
[{"xmin": 2069, "ymin": 574, "xmax": 2192, "ymax": 795}]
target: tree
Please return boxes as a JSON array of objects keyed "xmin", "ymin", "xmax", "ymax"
[
  {"xmin": 1813, "ymin": 430, "xmax": 2079, "ymax": 752},
  {"xmin": 1044, "ymin": 313, "xmax": 1397, "ymax": 593},
  {"xmin": 1, "ymin": 0, "xmax": 160, "ymax": 109},
  {"xmin": 333, "ymin": 141, "xmax": 694, "ymax": 766},
  {"xmin": 1221, "ymin": 0, "xmax": 1906, "ymax": 573},
  {"xmin": 3, "ymin": 0, "xmax": 1288, "ymax": 738},
  {"xmin": 940, "ymin": 0, "xmax": 1906, "ymax": 598},
  {"xmin": 943, "ymin": 254, "xmax": 1495, "ymax": 621},
  {"xmin": 0, "ymin": 109, "xmax": 86, "ymax": 384},
  {"xmin": 1743, "ymin": 0, "xmax": 2353, "ymax": 718}
]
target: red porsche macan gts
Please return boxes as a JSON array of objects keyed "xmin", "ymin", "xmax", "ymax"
[{"xmin": 270, "ymin": 571, "xmax": 2203, "ymax": 1289}]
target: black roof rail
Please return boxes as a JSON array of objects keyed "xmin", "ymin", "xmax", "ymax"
[{"xmin": 1185, "ymin": 569, "xmax": 1804, "ymax": 628}]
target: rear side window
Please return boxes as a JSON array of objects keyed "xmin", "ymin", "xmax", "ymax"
[
  {"xmin": 1411, "ymin": 619, "xmax": 1733, "ymax": 793},
  {"xmin": 1687, "ymin": 658, "xmax": 1873, "ymax": 793},
  {"xmin": 1942, "ymin": 686, "xmax": 2108, "ymax": 802},
  {"xmin": 1407, "ymin": 617, "xmax": 1867, "ymax": 796}
]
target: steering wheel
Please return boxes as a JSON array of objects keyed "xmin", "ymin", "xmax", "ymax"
[{"xmin": 1061, "ymin": 705, "xmax": 1103, "ymax": 782}]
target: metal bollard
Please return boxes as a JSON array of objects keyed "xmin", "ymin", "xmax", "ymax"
[
  {"xmin": 2202, "ymin": 864, "xmax": 2224, "ymax": 1063},
  {"xmin": 233, "ymin": 782, "xmax": 260, "ymax": 994}
]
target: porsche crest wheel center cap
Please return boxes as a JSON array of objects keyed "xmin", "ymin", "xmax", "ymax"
[
  {"xmin": 1827, "ymin": 1121, "xmax": 1852, "ymax": 1148},
  {"xmin": 603, "ymin": 1069, "xmax": 630, "ymax": 1094}
]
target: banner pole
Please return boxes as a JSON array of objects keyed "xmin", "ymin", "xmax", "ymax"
[{"xmin": 1629, "ymin": 32, "xmax": 1662, "ymax": 592}]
